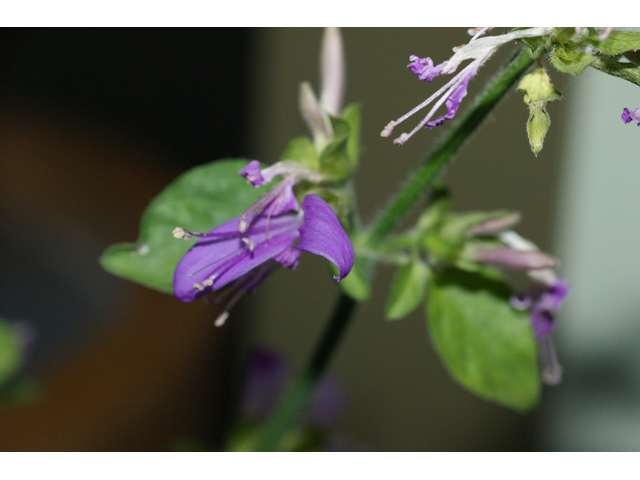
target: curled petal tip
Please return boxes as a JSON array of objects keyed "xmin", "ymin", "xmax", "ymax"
[{"xmin": 297, "ymin": 194, "xmax": 354, "ymax": 281}]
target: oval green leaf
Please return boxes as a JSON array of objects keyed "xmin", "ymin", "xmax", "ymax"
[
  {"xmin": 100, "ymin": 159, "xmax": 267, "ymax": 294},
  {"xmin": 427, "ymin": 268, "xmax": 540, "ymax": 411}
]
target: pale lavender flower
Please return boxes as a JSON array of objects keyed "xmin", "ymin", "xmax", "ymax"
[
  {"xmin": 622, "ymin": 107, "xmax": 640, "ymax": 126},
  {"xmin": 381, "ymin": 27, "xmax": 555, "ymax": 146},
  {"xmin": 500, "ymin": 230, "xmax": 568, "ymax": 385}
]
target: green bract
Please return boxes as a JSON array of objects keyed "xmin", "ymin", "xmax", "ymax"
[
  {"xmin": 427, "ymin": 268, "xmax": 540, "ymax": 411},
  {"xmin": 517, "ymin": 67, "xmax": 562, "ymax": 155},
  {"xmin": 100, "ymin": 160, "xmax": 267, "ymax": 294},
  {"xmin": 385, "ymin": 259, "xmax": 430, "ymax": 320},
  {"xmin": 319, "ymin": 104, "xmax": 361, "ymax": 181}
]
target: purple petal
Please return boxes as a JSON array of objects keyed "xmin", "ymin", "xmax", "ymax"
[
  {"xmin": 622, "ymin": 107, "xmax": 640, "ymax": 126},
  {"xmin": 426, "ymin": 69, "xmax": 474, "ymax": 129},
  {"xmin": 297, "ymin": 194, "xmax": 354, "ymax": 281},
  {"xmin": 240, "ymin": 346, "xmax": 288, "ymax": 420},
  {"xmin": 173, "ymin": 213, "xmax": 303, "ymax": 301},
  {"xmin": 239, "ymin": 160, "xmax": 266, "ymax": 187},
  {"xmin": 408, "ymin": 55, "xmax": 445, "ymax": 82}
]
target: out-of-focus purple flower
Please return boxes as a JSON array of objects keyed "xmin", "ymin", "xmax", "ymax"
[
  {"xmin": 622, "ymin": 107, "xmax": 640, "ymax": 126},
  {"xmin": 172, "ymin": 162, "xmax": 353, "ymax": 325},
  {"xmin": 239, "ymin": 346, "xmax": 343, "ymax": 427},
  {"xmin": 381, "ymin": 27, "xmax": 555, "ymax": 146},
  {"xmin": 240, "ymin": 347, "xmax": 289, "ymax": 420},
  {"xmin": 511, "ymin": 278, "xmax": 568, "ymax": 386},
  {"xmin": 500, "ymin": 230, "xmax": 568, "ymax": 385}
]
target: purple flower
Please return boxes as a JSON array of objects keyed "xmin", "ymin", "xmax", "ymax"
[
  {"xmin": 622, "ymin": 107, "xmax": 640, "ymax": 126},
  {"xmin": 172, "ymin": 165, "xmax": 353, "ymax": 325},
  {"xmin": 381, "ymin": 27, "xmax": 555, "ymax": 145},
  {"xmin": 239, "ymin": 346, "xmax": 343, "ymax": 427},
  {"xmin": 511, "ymin": 278, "xmax": 568, "ymax": 386}
]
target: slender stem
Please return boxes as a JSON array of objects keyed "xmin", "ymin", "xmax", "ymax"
[
  {"xmin": 366, "ymin": 46, "xmax": 543, "ymax": 246},
  {"xmin": 252, "ymin": 293, "xmax": 357, "ymax": 451},
  {"xmin": 249, "ymin": 45, "xmax": 543, "ymax": 452}
]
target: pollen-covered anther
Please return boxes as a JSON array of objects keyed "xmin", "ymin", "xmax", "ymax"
[
  {"xmin": 380, "ymin": 121, "xmax": 395, "ymax": 137},
  {"xmin": 238, "ymin": 219, "xmax": 248, "ymax": 233},
  {"xmin": 393, "ymin": 133, "xmax": 410, "ymax": 146},
  {"xmin": 203, "ymin": 279, "xmax": 213, "ymax": 287},
  {"xmin": 173, "ymin": 227, "xmax": 192, "ymax": 240},
  {"xmin": 193, "ymin": 283, "xmax": 205, "ymax": 291},
  {"xmin": 242, "ymin": 238, "xmax": 255, "ymax": 252}
]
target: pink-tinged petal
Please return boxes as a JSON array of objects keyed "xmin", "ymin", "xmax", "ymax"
[{"xmin": 297, "ymin": 194, "xmax": 354, "ymax": 281}]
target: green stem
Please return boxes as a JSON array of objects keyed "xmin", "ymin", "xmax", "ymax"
[
  {"xmin": 252, "ymin": 293, "xmax": 357, "ymax": 451},
  {"xmin": 249, "ymin": 45, "xmax": 543, "ymax": 452},
  {"xmin": 366, "ymin": 45, "xmax": 542, "ymax": 246}
]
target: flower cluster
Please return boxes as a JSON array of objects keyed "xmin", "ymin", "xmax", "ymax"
[{"xmin": 381, "ymin": 27, "xmax": 555, "ymax": 146}]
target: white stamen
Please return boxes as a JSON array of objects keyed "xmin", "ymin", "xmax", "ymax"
[
  {"xmin": 193, "ymin": 283, "xmax": 204, "ymax": 291},
  {"xmin": 214, "ymin": 311, "xmax": 229, "ymax": 327},
  {"xmin": 238, "ymin": 219, "xmax": 248, "ymax": 233},
  {"xmin": 203, "ymin": 279, "xmax": 213, "ymax": 287}
]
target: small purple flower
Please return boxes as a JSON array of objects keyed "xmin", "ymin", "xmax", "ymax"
[
  {"xmin": 239, "ymin": 346, "xmax": 343, "ymax": 427},
  {"xmin": 381, "ymin": 27, "xmax": 555, "ymax": 145},
  {"xmin": 511, "ymin": 278, "xmax": 568, "ymax": 386},
  {"xmin": 622, "ymin": 107, "xmax": 640, "ymax": 126},
  {"xmin": 172, "ymin": 164, "xmax": 353, "ymax": 324}
]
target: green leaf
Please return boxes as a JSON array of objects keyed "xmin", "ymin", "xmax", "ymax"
[
  {"xmin": 385, "ymin": 259, "xmax": 429, "ymax": 320},
  {"xmin": 591, "ymin": 54, "xmax": 640, "ymax": 88},
  {"xmin": 427, "ymin": 268, "xmax": 540, "ymax": 411},
  {"xmin": 280, "ymin": 136, "xmax": 320, "ymax": 170},
  {"xmin": 341, "ymin": 103, "xmax": 361, "ymax": 168},
  {"xmin": 551, "ymin": 45, "xmax": 595, "ymax": 75},
  {"xmin": 586, "ymin": 30, "xmax": 640, "ymax": 56},
  {"xmin": 100, "ymin": 159, "xmax": 267, "ymax": 294},
  {"xmin": 0, "ymin": 318, "xmax": 22, "ymax": 387}
]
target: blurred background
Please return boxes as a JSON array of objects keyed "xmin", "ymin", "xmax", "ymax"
[{"xmin": 0, "ymin": 28, "xmax": 635, "ymax": 451}]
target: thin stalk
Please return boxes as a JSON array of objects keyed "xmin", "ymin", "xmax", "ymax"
[
  {"xmin": 249, "ymin": 45, "xmax": 543, "ymax": 452},
  {"xmin": 366, "ymin": 45, "xmax": 543, "ymax": 246},
  {"xmin": 252, "ymin": 293, "xmax": 357, "ymax": 451}
]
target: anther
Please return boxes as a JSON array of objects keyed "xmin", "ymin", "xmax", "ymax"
[
  {"xmin": 193, "ymin": 283, "xmax": 204, "ymax": 291},
  {"xmin": 242, "ymin": 238, "xmax": 255, "ymax": 252},
  {"xmin": 173, "ymin": 227, "xmax": 192, "ymax": 240},
  {"xmin": 214, "ymin": 311, "xmax": 229, "ymax": 327}
]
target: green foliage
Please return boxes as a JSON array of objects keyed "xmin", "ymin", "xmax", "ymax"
[
  {"xmin": 280, "ymin": 137, "xmax": 320, "ymax": 170},
  {"xmin": 427, "ymin": 268, "xmax": 540, "ymax": 411},
  {"xmin": 585, "ymin": 29, "xmax": 640, "ymax": 56},
  {"xmin": 318, "ymin": 103, "xmax": 361, "ymax": 181},
  {"xmin": 551, "ymin": 45, "xmax": 595, "ymax": 75},
  {"xmin": 100, "ymin": 160, "xmax": 267, "ymax": 294},
  {"xmin": 0, "ymin": 318, "xmax": 22, "ymax": 387},
  {"xmin": 385, "ymin": 259, "xmax": 429, "ymax": 320},
  {"xmin": 591, "ymin": 54, "xmax": 640, "ymax": 88},
  {"xmin": 517, "ymin": 67, "xmax": 562, "ymax": 155}
]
